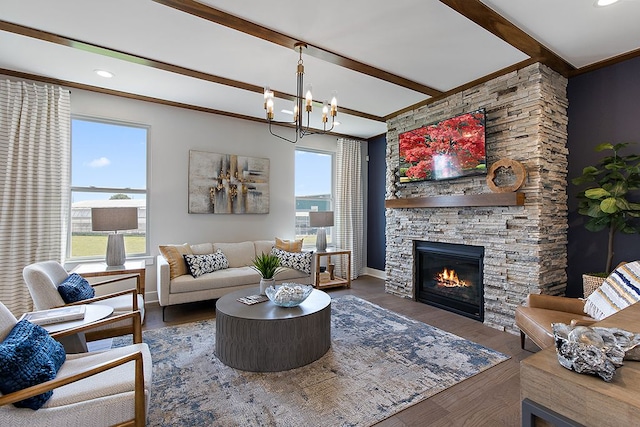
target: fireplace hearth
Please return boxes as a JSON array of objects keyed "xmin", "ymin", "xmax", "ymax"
[{"xmin": 414, "ymin": 241, "xmax": 484, "ymax": 322}]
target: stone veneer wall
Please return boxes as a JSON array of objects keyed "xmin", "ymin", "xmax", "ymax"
[{"xmin": 385, "ymin": 63, "xmax": 568, "ymax": 333}]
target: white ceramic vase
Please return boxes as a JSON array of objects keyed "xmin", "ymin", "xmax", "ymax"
[{"xmin": 260, "ymin": 278, "xmax": 275, "ymax": 295}]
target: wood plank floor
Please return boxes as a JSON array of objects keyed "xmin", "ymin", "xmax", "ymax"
[{"xmin": 144, "ymin": 276, "xmax": 537, "ymax": 426}]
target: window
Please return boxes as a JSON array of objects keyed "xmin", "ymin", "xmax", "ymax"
[
  {"xmin": 69, "ymin": 118, "xmax": 148, "ymax": 259},
  {"xmin": 295, "ymin": 149, "xmax": 333, "ymax": 246}
]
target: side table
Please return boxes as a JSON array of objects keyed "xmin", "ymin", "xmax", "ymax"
[
  {"xmin": 42, "ymin": 304, "xmax": 114, "ymax": 353},
  {"xmin": 314, "ymin": 248, "xmax": 351, "ymax": 289},
  {"xmin": 72, "ymin": 260, "xmax": 146, "ymax": 302}
]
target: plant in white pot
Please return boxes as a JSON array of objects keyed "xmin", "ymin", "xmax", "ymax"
[
  {"xmin": 252, "ymin": 252, "xmax": 284, "ymax": 295},
  {"xmin": 572, "ymin": 142, "xmax": 640, "ymax": 293}
]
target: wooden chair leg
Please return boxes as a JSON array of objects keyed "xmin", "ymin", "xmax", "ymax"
[{"xmin": 520, "ymin": 330, "xmax": 526, "ymax": 349}]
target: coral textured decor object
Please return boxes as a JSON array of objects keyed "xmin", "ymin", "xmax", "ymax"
[
  {"xmin": 553, "ymin": 323, "xmax": 640, "ymax": 382},
  {"xmin": 399, "ymin": 109, "xmax": 486, "ymax": 182}
]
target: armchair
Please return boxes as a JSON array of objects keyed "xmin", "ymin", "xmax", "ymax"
[
  {"xmin": 515, "ymin": 294, "xmax": 596, "ymax": 350},
  {"xmin": 515, "ymin": 261, "xmax": 640, "ymax": 350},
  {"xmin": 0, "ymin": 302, "xmax": 151, "ymax": 427},
  {"xmin": 23, "ymin": 261, "xmax": 145, "ymax": 341}
]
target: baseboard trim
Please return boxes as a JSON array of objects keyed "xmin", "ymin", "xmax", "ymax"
[{"xmin": 362, "ymin": 267, "xmax": 386, "ymax": 280}]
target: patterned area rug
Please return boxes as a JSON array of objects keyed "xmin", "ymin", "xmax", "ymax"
[{"xmin": 121, "ymin": 296, "xmax": 508, "ymax": 426}]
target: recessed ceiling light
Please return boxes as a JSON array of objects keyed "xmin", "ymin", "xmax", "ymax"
[
  {"xmin": 94, "ymin": 69, "xmax": 114, "ymax": 78},
  {"xmin": 594, "ymin": 0, "xmax": 620, "ymax": 7}
]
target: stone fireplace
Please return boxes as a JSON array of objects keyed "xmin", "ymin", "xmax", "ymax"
[{"xmin": 385, "ymin": 63, "xmax": 569, "ymax": 334}]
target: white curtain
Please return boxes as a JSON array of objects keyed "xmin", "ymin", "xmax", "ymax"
[
  {"xmin": 0, "ymin": 79, "xmax": 71, "ymax": 315},
  {"xmin": 335, "ymin": 138, "xmax": 363, "ymax": 280}
]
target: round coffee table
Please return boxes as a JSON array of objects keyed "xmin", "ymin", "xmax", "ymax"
[{"xmin": 215, "ymin": 287, "xmax": 331, "ymax": 372}]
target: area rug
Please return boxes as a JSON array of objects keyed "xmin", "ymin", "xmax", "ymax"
[{"xmin": 118, "ymin": 296, "xmax": 508, "ymax": 426}]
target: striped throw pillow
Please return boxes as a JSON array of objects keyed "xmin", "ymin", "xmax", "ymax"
[{"xmin": 584, "ymin": 261, "xmax": 640, "ymax": 320}]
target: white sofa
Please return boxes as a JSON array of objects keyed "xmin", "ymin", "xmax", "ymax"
[{"xmin": 157, "ymin": 240, "xmax": 314, "ymax": 319}]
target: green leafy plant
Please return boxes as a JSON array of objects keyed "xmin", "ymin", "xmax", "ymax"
[
  {"xmin": 251, "ymin": 252, "xmax": 284, "ymax": 279},
  {"xmin": 572, "ymin": 142, "xmax": 640, "ymax": 273}
]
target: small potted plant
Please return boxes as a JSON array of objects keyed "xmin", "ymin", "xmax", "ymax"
[
  {"xmin": 572, "ymin": 142, "xmax": 640, "ymax": 294},
  {"xmin": 251, "ymin": 252, "xmax": 284, "ymax": 295}
]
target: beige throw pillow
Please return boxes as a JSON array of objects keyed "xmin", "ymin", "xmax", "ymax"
[
  {"xmin": 275, "ymin": 237, "xmax": 303, "ymax": 253},
  {"xmin": 159, "ymin": 244, "xmax": 193, "ymax": 280}
]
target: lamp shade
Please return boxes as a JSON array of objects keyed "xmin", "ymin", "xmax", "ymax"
[
  {"xmin": 309, "ymin": 211, "xmax": 334, "ymax": 228},
  {"xmin": 91, "ymin": 207, "xmax": 138, "ymax": 232}
]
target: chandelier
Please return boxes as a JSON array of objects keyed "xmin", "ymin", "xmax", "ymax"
[{"xmin": 263, "ymin": 42, "xmax": 337, "ymax": 143}]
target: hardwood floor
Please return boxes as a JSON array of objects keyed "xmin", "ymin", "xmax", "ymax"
[{"xmin": 144, "ymin": 276, "xmax": 536, "ymax": 426}]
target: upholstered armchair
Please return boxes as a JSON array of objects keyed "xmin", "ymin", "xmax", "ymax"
[
  {"xmin": 515, "ymin": 294, "xmax": 596, "ymax": 350},
  {"xmin": 23, "ymin": 261, "xmax": 145, "ymax": 341},
  {"xmin": 0, "ymin": 302, "xmax": 151, "ymax": 427},
  {"xmin": 516, "ymin": 261, "xmax": 640, "ymax": 350}
]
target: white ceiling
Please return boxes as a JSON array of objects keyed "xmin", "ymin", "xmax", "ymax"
[{"xmin": 1, "ymin": 0, "xmax": 639, "ymax": 139}]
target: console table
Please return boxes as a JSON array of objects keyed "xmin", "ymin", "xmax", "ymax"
[{"xmin": 520, "ymin": 302, "xmax": 640, "ymax": 426}]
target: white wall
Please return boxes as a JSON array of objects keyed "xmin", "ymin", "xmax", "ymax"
[{"xmin": 69, "ymin": 88, "xmax": 340, "ymax": 297}]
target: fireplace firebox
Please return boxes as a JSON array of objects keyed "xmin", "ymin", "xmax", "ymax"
[{"xmin": 414, "ymin": 241, "xmax": 484, "ymax": 322}]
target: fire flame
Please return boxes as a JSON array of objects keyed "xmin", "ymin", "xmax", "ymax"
[{"xmin": 435, "ymin": 268, "xmax": 471, "ymax": 288}]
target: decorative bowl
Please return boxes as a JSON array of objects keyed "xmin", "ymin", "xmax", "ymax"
[{"xmin": 265, "ymin": 283, "xmax": 313, "ymax": 307}]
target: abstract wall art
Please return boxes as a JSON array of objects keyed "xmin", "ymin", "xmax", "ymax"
[{"xmin": 188, "ymin": 150, "xmax": 270, "ymax": 214}]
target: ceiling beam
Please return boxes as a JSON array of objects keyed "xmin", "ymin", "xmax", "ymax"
[
  {"xmin": 0, "ymin": 20, "xmax": 383, "ymax": 123},
  {"xmin": 152, "ymin": 0, "xmax": 443, "ymax": 97},
  {"xmin": 439, "ymin": 0, "xmax": 575, "ymax": 77},
  {"xmin": 0, "ymin": 67, "xmax": 359, "ymax": 139}
]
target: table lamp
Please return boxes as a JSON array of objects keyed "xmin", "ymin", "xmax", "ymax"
[
  {"xmin": 309, "ymin": 211, "xmax": 334, "ymax": 252},
  {"xmin": 91, "ymin": 207, "xmax": 138, "ymax": 266}
]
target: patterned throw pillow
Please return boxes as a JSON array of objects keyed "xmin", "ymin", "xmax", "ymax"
[
  {"xmin": 584, "ymin": 261, "xmax": 640, "ymax": 320},
  {"xmin": 271, "ymin": 248, "xmax": 312, "ymax": 274},
  {"xmin": 58, "ymin": 273, "xmax": 95, "ymax": 303},
  {"xmin": 0, "ymin": 320, "xmax": 66, "ymax": 409},
  {"xmin": 184, "ymin": 250, "xmax": 229, "ymax": 278}
]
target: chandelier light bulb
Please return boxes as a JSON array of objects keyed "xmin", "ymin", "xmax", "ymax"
[
  {"xmin": 322, "ymin": 102, "xmax": 329, "ymax": 123},
  {"xmin": 330, "ymin": 91, "xmax": 338, "ymax": 116},
  {"xmin": 305, "ymin": 85, "xmax": 313, "ymax": 112},
  {"xmin": 266, "ymin": 98, "xmax": 274, "ymax": 120}
]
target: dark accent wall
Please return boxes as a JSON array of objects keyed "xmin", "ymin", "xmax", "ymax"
[
  {"xmin": 366, "ymin": 134, "xmax": 387, "ymax": 271},
  {"xmin": 566, "ymin": 56, "xmax": 640, "ymax": 296}
]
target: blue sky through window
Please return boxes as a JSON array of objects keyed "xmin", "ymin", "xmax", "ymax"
[
  {"xmin": 72, "ymin": 119, "xmax": 146, "ymax": 202},
  {"xmin": 295, "ymin": 150, "xmax": 331, "ymax": 197}
]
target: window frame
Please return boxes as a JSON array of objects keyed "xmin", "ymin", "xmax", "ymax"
[
  {"xmin": 67, "ymin": 115, "xmax": 150, "ymax": 261},
  {"xmin": 294, "ymin": 147, "xmax": 335, "ymax": 249}
]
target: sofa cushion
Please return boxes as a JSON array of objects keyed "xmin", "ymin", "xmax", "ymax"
[
  {"xmin": 254, "ymin": 240, "xmax": 275, "ymax": 258},
  {"xmin": 57, "ymin": 273, "xmax": 95, "ymax": 303},
  {"xmin": 170, "ymin": 267, "xmax": 261, "ymax": 294},
  {"xmin": 214, "ymin": 241, "xmax": 255, "ymax": 268},
  {"xmin": 584, "ymin": 261, "xmax": 640, "ymax": 320},
  {"xmin": 275, "ymin": 237, "xmax": 303, "ymax": 252},
  {"xmin": 272, "ymin": 248, "xmax": 312, "ymax": 274},
  {"xmin": 190, "ymin": 242, "xmax": 214, "ymax": 255},
  {"xmin": 159, "ymin": 244, "xmax": 193, "ymax": 279},
  {"xmin": 184, "ymin": 250, "xmax": 229, "ymax": 278},
  {"xmin": 0, "ymin": 320, "xmax": 66, "ymax": 409}
]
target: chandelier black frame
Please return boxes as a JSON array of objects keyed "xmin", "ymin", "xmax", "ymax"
[{"xmin": 263, "ymin": 42, "xmax": 337, "ymax": 143}]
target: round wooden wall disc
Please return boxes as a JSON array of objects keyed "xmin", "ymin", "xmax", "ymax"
[{"xmin": 486, "ymin": 159, "xmax": 526, "ymax": 193}]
